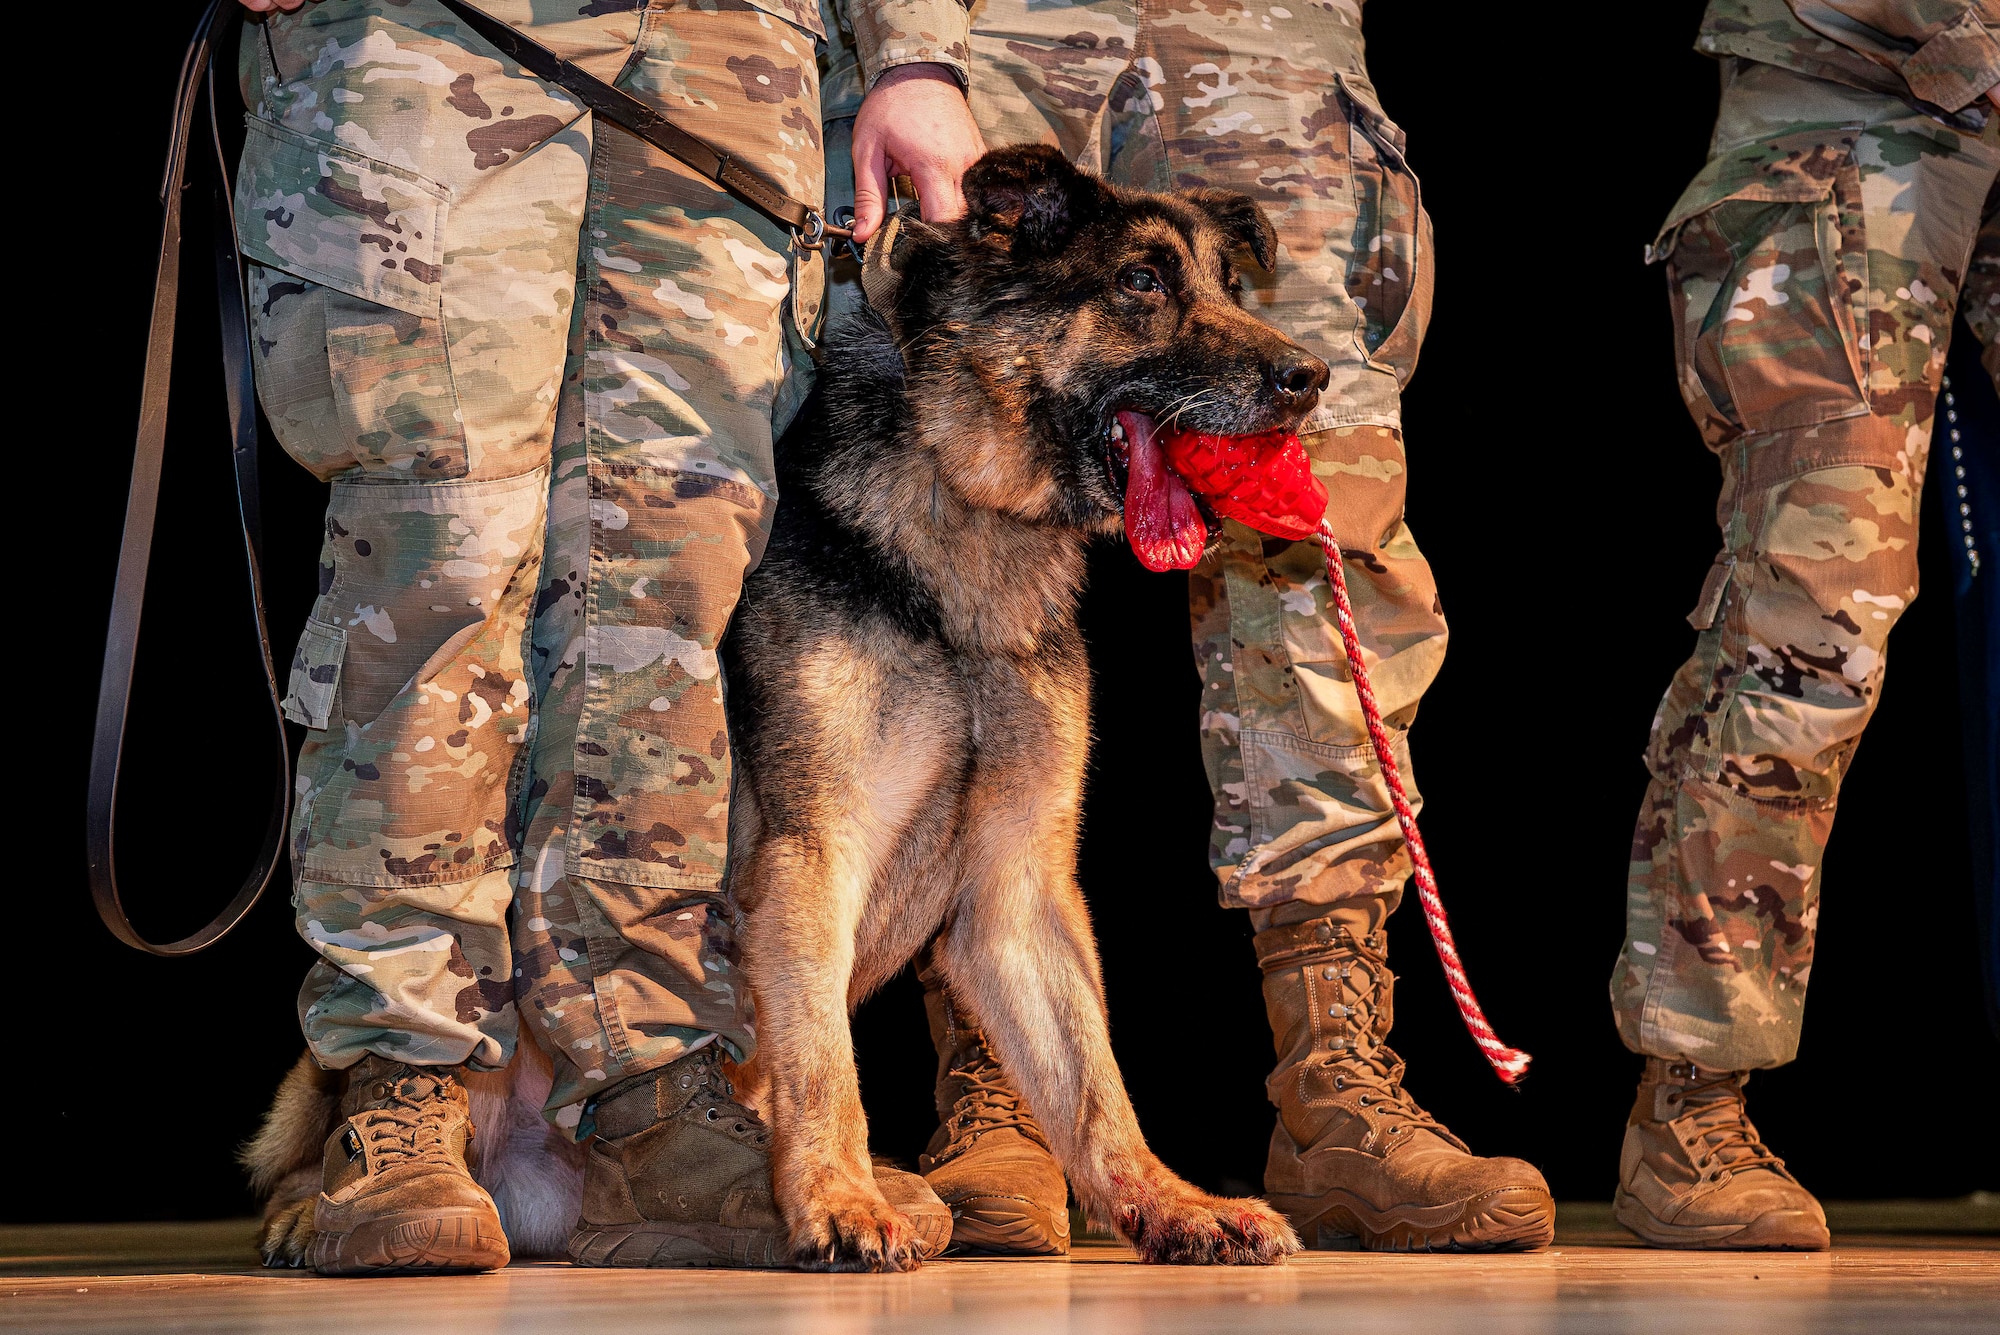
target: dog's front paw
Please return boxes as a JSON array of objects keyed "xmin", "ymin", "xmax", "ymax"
[
  {"xmin": 258, "ymin": 1194, "xmax": 319, "ymax": 1268},
  {"xmin": 789, "ymin": 1180, "xmax": 926, "ymax": 1273},
  {"xmin": 1115, "ymin": 1180, "xmax": 1300, "ymax": 1265}
]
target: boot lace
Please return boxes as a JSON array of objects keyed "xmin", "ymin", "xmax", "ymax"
[
  {"xmin": 1312, "ymin": 938, "xmax": 1448, "ymax": 1145},
  {"xmin": 682, "ymin": 1048, "xmax": 772, "ymax": 1149},
  {"xmin": 350, "ymin": 1073, "xmax": 463, "ymax": 1169},
  {"xmin": 944, "ymin": 1038, "xmax": 1045, "ymax": 1147},
  {"xmin": 1325, "ymin": 1042, "xmax": 1448, "ymax": 1143},
  {"xmin": 1666, "ymin": 1069, "xmax": 1787, "ymax": 1179}
]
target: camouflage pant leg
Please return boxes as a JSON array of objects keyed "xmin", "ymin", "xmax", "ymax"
[
  {"xmin": 235, "ymin": 2, "xmax": 601, "ymax": 1070},
  {"xmin": 1611, "ymin": 60, "xmax": 2000, "ymax": 1070},
  {"xmin": 957, "ymin": 0, "xmax": 1447, "ymax": 911},
  {"xmin": 507, "ymin": 0, "xmax": 827, "ymax": 1131}
]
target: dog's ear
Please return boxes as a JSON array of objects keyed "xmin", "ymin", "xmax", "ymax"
[
  {"xmin": 964, "ymin": 145, "xmax": 1106, "ymax": 255},
  {"xmin": 1184, "ymin": 189, "xmax": 1278, "ymax": 270}
]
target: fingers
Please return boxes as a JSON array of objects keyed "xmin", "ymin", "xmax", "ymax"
[
  {"xmin": 851, "ymin": 135, "xmax": 892, "ymax": 244},
  {"xmin": 909, "ymin": 159, "xmax": 967, "ymax": 225},
  {"xmin": 847, "ymin": 65, "xmax": 988, "ymax": 235},
  {"xmin": 909, "ymin": 124, "xmax": 985, "ymax": 224}
]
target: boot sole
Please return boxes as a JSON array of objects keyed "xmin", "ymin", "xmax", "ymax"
[
  {"xmin": 904, "ymin": 1207, "xmax": 956, "ymax": 1263},
  {"xmin": 310, "ymin": 1206, "xmax": 510, "ymax": 1275},
  {"xmin": 569, "ymin": 1220, "xmax": 791, "ymax": 1269},
  {"xmin": 906, "ymin": 1204, "xmax": 957, "ymax": 1260},
  {"xmin": 943, "ymin": 1194, "xmax": 1071, "ymax": 1256},
  {"xmin": 1273, "ymin": 1185, "xmax": 1555, "ymax": 1253},
  {"xmin": 570, "ymin": 1212, "xmax": 950, "ymax": 1269},
  {"xmin": 1613, "ymin": 1188, "xmax": 1830, "ymax": 1251},
  {"xmin": 874, "ymin": 1169, "xmax": 956, "ymax": 1260}
]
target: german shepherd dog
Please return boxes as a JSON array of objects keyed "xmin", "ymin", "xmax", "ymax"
[
  {"xmin": 723, "ymin": 144, "xmax": 1324, "ymax": 1270},
  {"xmin": 246, "ymin": 144, "xmax": 1327, "ymax": 1271}
]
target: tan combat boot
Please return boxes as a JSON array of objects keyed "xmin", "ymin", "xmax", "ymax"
[
  {"xmin": 917, "ymin": 955, "xmax": 1071, "ymax": 1254},
  {"xmin": 1257, "ymin": 917, "xmax": 1555, "ymax": 1251},
  {"xmin": 569, "ymin": 1044, "xmax": 952, "ymax": 1267},
  {"xmin": 310, "ymin": 1055, "xmax": 510, "ymax": 1275},
  {"xmin": 1614, "ymin": 1058, "xmax": 1829, "ymax": 1249}
]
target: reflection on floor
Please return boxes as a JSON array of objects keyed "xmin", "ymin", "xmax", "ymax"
[{"xmin": 5, "ymin": 1199, "xmax": 1995, "ymax": 1335}]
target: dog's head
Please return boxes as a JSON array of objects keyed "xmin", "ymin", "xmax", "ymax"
[{"xmin": 876, "ymin": 144, "xmax": 1328, "ymax": 537}]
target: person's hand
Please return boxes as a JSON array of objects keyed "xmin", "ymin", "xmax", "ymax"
[
  {"xmin": 1988, "ymin": 85, "xmax": 2000, "ymax": 111},
  {"xmin": 849, "ymin": 63, "xmax": 987, "ymax": 242},
  {"xmin": 239, "ymin": 0, "xmax": 313, "ymax": 10}
]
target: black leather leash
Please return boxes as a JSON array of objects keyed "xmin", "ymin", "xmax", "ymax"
[
  {"xmin": 88, "ymin": 0, "xmax": 289, "ymax": 956},
  {"xmin": 434, "ymin": 0, "xmax": 850, "ymax": 247}
]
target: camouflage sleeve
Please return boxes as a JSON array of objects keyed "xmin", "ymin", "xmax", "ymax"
[
  {"xmin": 1787, "ymin": 0, "xmax": 2000, "ymax": 109},
  {"xmin": 840, "ymin": 0, "xmax": 972, "ymax": 89}
]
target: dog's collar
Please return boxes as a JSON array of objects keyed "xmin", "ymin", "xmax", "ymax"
[{"xmin": 860, "ymin": 210, "xmax": 909, "ymax": 320}]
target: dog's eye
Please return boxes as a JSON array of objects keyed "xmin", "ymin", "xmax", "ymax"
[{"xmin": 1119, "ymin": 265, "xmax": 1163, "ymax": 295}]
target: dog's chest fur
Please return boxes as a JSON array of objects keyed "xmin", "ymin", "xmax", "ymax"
[
  {"xmin": 722, "ymin": 314, "xmax": 1096, "ymax": 968},
  {"xmin": 764, "ymin": 318, "xmax": 1090, "ymax": 662}
]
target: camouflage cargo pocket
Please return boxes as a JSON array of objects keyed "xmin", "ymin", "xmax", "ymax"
[
  {"xmin": 1650, "ymin": 125, "xmax": 1869, "ymax": 442},
  {"xmin": 1338, "ymin": 74, "xmax": 1432, "ymax": 386},
  {"xmin": 291, "ymin": 468, "xmax": 548, "ymax": 887},
  {"xmin": 237, "ymin": 118, "xmax": 465, "ymax": 482},
  {"xmin": 1711, "ymin": 461, "xmax": 1918, "ymax": 801},
  {"xmin": 282, "ymin": 618, "xmax": 347, "ymax": 730},
  {"xmin": 1236, "ymin": 725, "xmax": 1418, "ymax": 882}
]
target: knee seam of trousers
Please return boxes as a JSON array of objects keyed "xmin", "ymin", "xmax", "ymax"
[
  {"xmin": 327, "ymin": 460, "xmax": 556, "ymax": 492},
  {"xmin": 1642, "ymin": 762, "xmax": 1839, "ymax": 815},
  {"xmin": 1721, "ymin": 411, "xmax": 1919, "ymax": 495}
]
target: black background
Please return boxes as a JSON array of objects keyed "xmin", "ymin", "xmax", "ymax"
[{"xmin": 12, "ymin": 0, "xmax": 1994, "ymax": 1223}]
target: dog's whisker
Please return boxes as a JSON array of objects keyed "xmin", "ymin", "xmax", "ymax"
[{"xmin": 1158, "ymin": 388, "xmax": 1221, "ymax": 429}]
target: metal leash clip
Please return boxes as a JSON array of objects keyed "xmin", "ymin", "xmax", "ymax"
[
  {"xmin": 796, "ymin": 208, "xmax": 856, "ymax": 254},
  {"xmin": 796, "ymin": 209, "xmax": 826, "ymax": 251},
  {"xmin": 830, "ymin": 205, "xmax": 865, "ymax": 264}
]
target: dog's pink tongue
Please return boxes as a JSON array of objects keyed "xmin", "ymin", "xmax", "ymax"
[{"xmin": 1119, "ymin": 411, "xmax": 1207, "ymax": 572}]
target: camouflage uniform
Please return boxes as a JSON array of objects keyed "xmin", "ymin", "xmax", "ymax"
[
  {"xmin": 236, "ymin": 0, "xmax": 825, "ymax": 1127},
  {"xmin": 825, "ymin": 0, "xmax": 1444, "ymax": 922},
  {"xmin": 1612, "ymin": 0, "xmax": 2000, "ymax": 1070}
]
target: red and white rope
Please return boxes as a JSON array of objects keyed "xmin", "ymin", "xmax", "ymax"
[{"xmin": 1315, "ymin": 520, "xmax": 1531, "ymax": 1085}]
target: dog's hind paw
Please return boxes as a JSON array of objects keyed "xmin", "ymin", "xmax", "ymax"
[
  {"xmin": 258, "ymin": 1195, "xmax": 319, "ymax": 1268},
  {"xmin": 1116, "ymin": 1184, "xmax": 1301, "ymax": 1266},
  {"xmin": 788, "ymin": 1183, "xmax": 928, "ymax": 1273}
]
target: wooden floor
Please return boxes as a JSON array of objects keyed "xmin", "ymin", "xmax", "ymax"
[{"xmin": 5, "ymin": 1202, "xmax": 1995, "ymax": 1334}]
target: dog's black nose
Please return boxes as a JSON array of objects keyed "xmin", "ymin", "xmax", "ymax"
[{"xmin": 1270, "ymin": 350, "xmax": 1330, "ymax": 404}]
